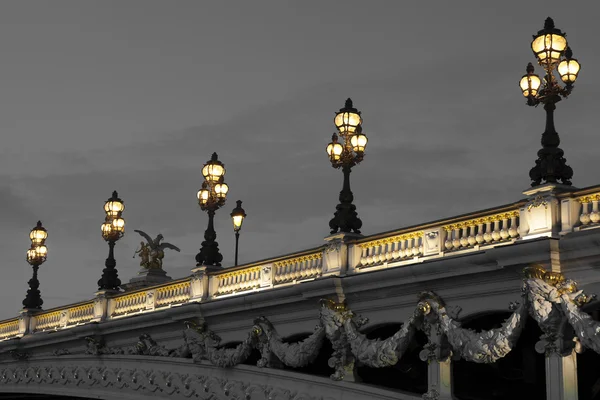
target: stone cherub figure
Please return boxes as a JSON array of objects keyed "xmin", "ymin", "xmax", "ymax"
[{"xmin": 133, "ymin": 230, "xmax": 181, "ymax": 270}]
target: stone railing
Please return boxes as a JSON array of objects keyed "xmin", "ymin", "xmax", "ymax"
[
  {"xmin": 442, "ymin": 210, "xmax": 520, "ymax": 251},
  {"xmin": 0, "ymin": 319, "xmax": 20, "ymax": 340},
  {"xmin": 33, "ymin": 310, "xmax": 62, "ymax": 332},
  {"xmin": 273, "ymin": 252, "xmax": 322, "ymax": 284},
  {"xmin": 357, "ymin": 231, "xmax": 424, "ymax": 268},
  {"xmin": 155, "ymin": 281, "xmax": 191, "ymax": 308},
  {"xmin": 111, "ymin": 291, "xmax": 147, "ymax": 317},
  {"xmin": 213, "ymin": 266, "xmax": 262, "ymax": 296},
  {"xmin": 3, "ymin": 184, "xmax": 600, "ymax": 342},
  {"xmin": 66, "ymin": 302, "xmax": 95, "ymax": 326},
  {"xmin": 577, "ymin": 192, "xmax": 600, "ymax": 226}
]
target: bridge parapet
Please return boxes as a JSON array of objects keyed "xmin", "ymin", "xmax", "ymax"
[{"xmin": 2, "ymin": 184, "xmax": 600, "ymax": 344}]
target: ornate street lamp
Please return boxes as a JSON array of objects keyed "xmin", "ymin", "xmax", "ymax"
[
  {"xmin": 230, "ymin": 200, "xmax": 246, "ymax": 266},
  {"xmin": 196, "ymin": 152, "xmax": 229, "ymax": 267},
  {"xmin": 326, "ymin": 98, "xmax": 368, "ymax": 234},
  {"xmin": 98, "ymin": 190, "xmax": 125, "ymax": 291},
  {"xmin": 519, "ymin": 17, "xmax": 581, "ymax": 186},
  {"xmin": 23, "ymin": 221, "xmax": 48, "ymax": 310}
]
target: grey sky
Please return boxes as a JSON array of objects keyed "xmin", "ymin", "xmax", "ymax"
[{"xmin": 1, "ymin": 1, "xmax": 599, "ymax": 318}]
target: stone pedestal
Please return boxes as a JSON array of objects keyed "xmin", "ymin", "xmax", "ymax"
[
  {"xmin": 120, "ymin": 268, "xmax": 173, "ymax": 292},
  {"xmin": 545, "ymin": 351, "xmax": 578, "ymax": 400},
  {"xmin": 323, "ymin": 232, "xmax": 362, "ymax": 276},
  {"xmin": 519, "ymin": 183, "xmax": 576, "ymax": 241},
  {"xmin": 424, "ymin": 358, "xmax": 453, "ymax": 400}
]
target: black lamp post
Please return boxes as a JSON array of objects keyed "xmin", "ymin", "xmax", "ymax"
[
  {"xmin": 519, "ymin": 17, "xmax": 581, "ymax": 187},
  {"xmin": 326, "ymin": 98, "xmax": 368, "ymax": 234},
  {"xmin": 23, "ymin": 221, "xmax": 48, "ymax": 310},
  {"xmin": 230, "ymin": 200, "xmax": 247, "ymax": 266},
  {"xmin": 98, "ymin": 191, "xmax": 125, "ymax": 291},
  {"xmin": 196, "ymin": 152, "xmax": 229, "ymax": 267}
]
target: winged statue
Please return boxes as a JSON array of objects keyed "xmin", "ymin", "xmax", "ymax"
[{"xmin": 133, "ymin": 230, "xmax": 181, "ymax": 270}]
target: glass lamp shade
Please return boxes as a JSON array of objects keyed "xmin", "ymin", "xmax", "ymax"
[
  {"xmin": 111, "ymin": 218, "xmax": 125, "ymax": 233},
  {"xmin": 202, "ymin": 153, "xmax": 226, "ymax": 182},
  {"xmin": 215, "ymin": 182, "xmax": 229, "ymax": 199},
  {"xmin": 519, "ymin": 73, "xmax": 542, "ymax": 97},
  {"xmin": 27, "ymin": 245, "xmax": 47, "ymax": 264},
  {"xmin": 334, "ymin": 98, "xmax": 362, "ymax": 135},
  {"xmin": 230, "ymin": 200, "xmax": 247, "ymax": 232},
  {"xmin": 104, "ymin": 191, "xmax": 124, "ymax": 217},
  {"xmin": 197, "ymin": 189, "xmax": 210, "ymax": 205},
  {"xmin": 326, "ymin": 141, "xmax": 344, "ymax": 162},
  {"xmin": 232, "ymin": 215, "xmax": 244, "ymax": 231},
  {"xmin": 351, "ymin": 133, "xmax": 368, "ymax": 153},
  {"xmin": 531, "ymin": 34, "xmax": 567, "ymax": 65},
  {"xmin": 101, "ymin": 221, "xmax": 113, "ymax": 238},
  {"xmin": 531, "ymin": 19, "xmax": 567, "ymax": 65},
  {"xmin": 558, "ymin": 58, "xmax": 580, "ymax": 84},
  {"xmin": 29, "ymin": 221, "xmax": 47, "ymax": 245}
]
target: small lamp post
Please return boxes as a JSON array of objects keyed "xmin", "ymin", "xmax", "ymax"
[
  {"xmin": 519, "ymin": 17, "xmax": 581, "ymax": 186},
  {"xmin": 326, "ymin": 98, "xmax": 368, "ymax": 234},
  {"xmin": 98, "ymin": 191, "xmax": 125, "ymax": 291},
  {"xmin": 196, "ymin": 152, "xmax": 229, "ymax": 267},
  {"xmin": 230, "ymin": 200, "xmax": 246, "ymax": 266},
  {"xmin": 23, "ymin": 221, "xmax": 48, "ymax": 310}
]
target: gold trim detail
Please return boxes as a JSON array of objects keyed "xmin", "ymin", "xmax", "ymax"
[
  {"xmin": 358, "ymin": 232, "xmax": 424, "ymax": 249},
  {"xmin": 216, "ymin": 266, "xmax": 262, "ymax": 280},
  {"xmin": 442, "ymin": 210, "xmax": 519, "ymax": 232},
  {"xmin": 578, "ymin": 193, "xmax": 600, "ymax": 203},
  {"xmin": 274, "ymin": 253, "xmax": 322, "ymax": 267}
]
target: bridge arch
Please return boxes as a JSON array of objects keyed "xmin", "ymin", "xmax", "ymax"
[{"xmin": 0, "ymin": 355, "xmax": 420, "ymax": 400}]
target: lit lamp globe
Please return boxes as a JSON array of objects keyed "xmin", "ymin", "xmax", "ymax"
[
  {"xmin": 334, "ymin": 98, "xmax": 362, "ymax": 136},
  {"xmin": 202, "ymin": 153, "xmax": 226, "ymax": 183},
  {"xmin": 197, "ymin": 188, "xmax": 210, "ymax": 206},
  {"xmin": 519, "ymin": 63, "xmax": 542, "ymax": 97},
  {"xmin": 26, "ymin": 245, "xmax": 47, "ymax": 265},
  {"xmin": 558, "ymin": 47, "xmax": 581, "ymax": 84},
  {"xmin": 531, "ymin": 18, "xmax": 567, "ymax": 65},
  {"xmin": 112, "ymin": 218, "xmax": 125, "ymax": 234},
  {"xmin": 29, "ymin": 221, "xmax": 47, "ymax": 246},
  {"xmin": 230, "ymin": 200, "xmax": 247, "ymax": 233},
  {"xmin": 326, "ymin": 134, "xmax": 344, "ymax": 162},
  {"xmin": 104, "ymin": 191, "xmax": 124, "ymax": 218},
  {"xmin": 215, "ymin": 183, "xmax": 229, "ymax": 200},
  {"xmin": 351, "ymin": 130, "xmax": 368, "ymax": 153},
  {"xmin": 101, "ymin": 221, "xmax": 113, "ymax": 240}
]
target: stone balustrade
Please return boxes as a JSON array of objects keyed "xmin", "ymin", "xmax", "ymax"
[
  {"xmin": 155, "ymin": 281, "xmax": 191, "ymax": 308},
  {"xmin": 358, "ymin": 231, "xmax": 424, "ymax": 268},
  {"xmin": 66, "ymin": 302, "xmax": 95, "ymax": 325},
  {"xmin": 111, "ymin": 291, "xmax": 147, "ymax": 317},
  {"xmin": 33, "ymin": 310, "xmax": 62, "ymax": 332},
  {"xmin": 273, "ymin": 252, "xmax": 322, "ymax": 284},
  {"xmin": 213, "ymin": 266, "xmax": 262, "ymax": 296},
  {"xmin": 0, "ymin": 319, "xmax": 19, "ymax": 340},
  {"xmin": 443, "ymin": 210, "xmax": 520, "ymax": 251},
  {"xmin": 3, "ymin": 184, "xmax": 600, "ymax": 342},
  {"xmin": 577, "ymin": 192, "xmax": 600, "ymax": 226}
]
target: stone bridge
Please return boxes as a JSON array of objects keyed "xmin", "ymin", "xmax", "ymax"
[{"xmin": 2, "ymin": 183, "xmax": 600, "ymax": 400}]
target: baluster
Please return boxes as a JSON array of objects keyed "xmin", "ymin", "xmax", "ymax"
[
  {"xmin": 444, "ymin": 228, "xmax": 453, "ymax": 250},
  {"xmin": 491, "ymin": 219, "xmax": 501, "ymax": 241},
  {"xmin": 500, "ymin": 214, "xmax": 509, "ymax": 240},
  {"xmin": 591, "ymin": 198, "xmax": 600, "ymax": 223},
  {"xmin": 452, "ymin": 227, "xmax": 461, "ymax": 249},
  {"xmin": 483, "ymin": 219, "xmax": 493, "ymax": 243},
  {"xmin": 467, "ymin": 225, "xmax": 476, "ymax": 246},
  {"xmin": 475, "ymin": 220, "xmax": 485, "ymax": 244},
  {"xmin": 509, "ymin": 213, "xmax": 519, "ymax": 238},
  {"xmin": 417, "ymin": 236, "xmax": 423, "ymax": 255},
  {"xmin": 459, "ymin": 226, "xmax": 469, "ymax": 247},
  {"xmin": 580, "ymin": 199, "xmax": 591, "ymax": 225},
  {"xmin": 398, "ymin": 238, "xmax": 406, "ymax": 257},
  {"xmin": 412, "ymin": 235, "xmax": 420, "ymax": 256},
  {"xmin": 390, "ymin": 241, "xmax": 399, "ymax": 259},
  {"xmin": 360, "ymin": 247, "xmax": 367, "ymax": 265}
]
